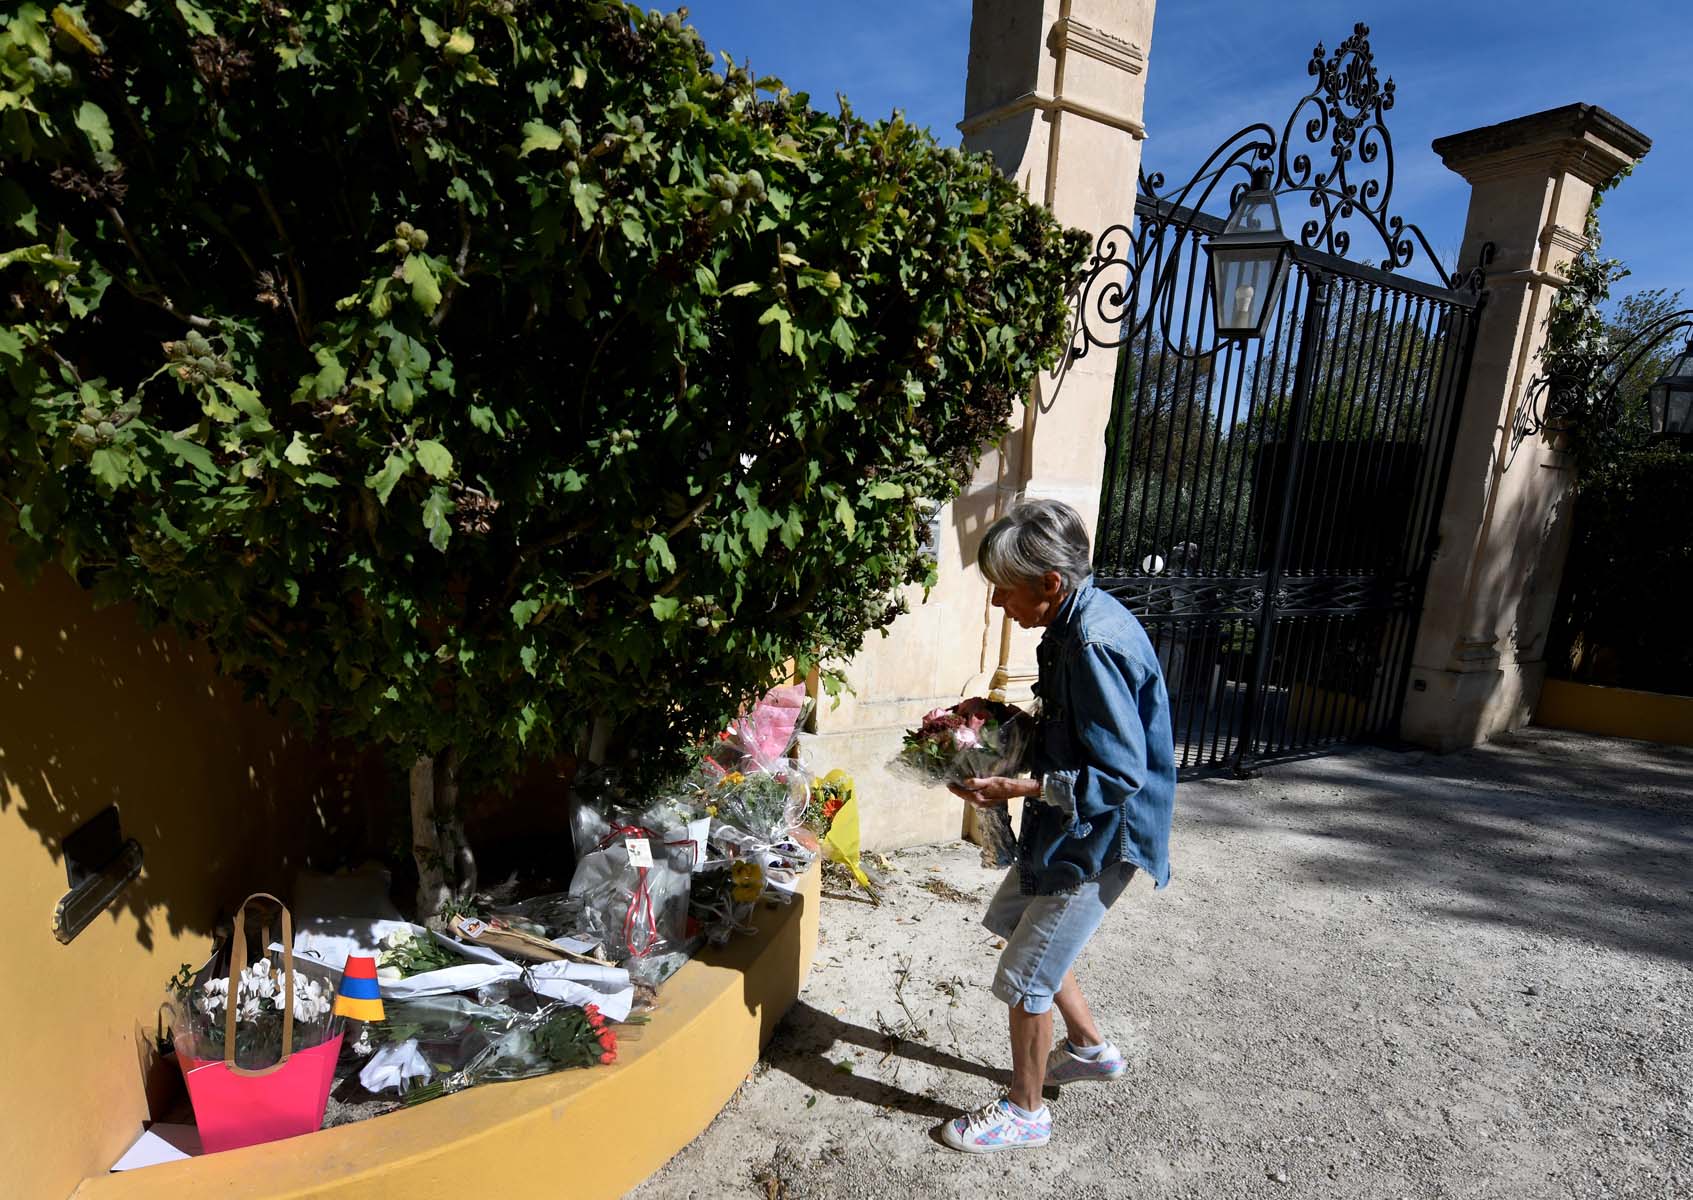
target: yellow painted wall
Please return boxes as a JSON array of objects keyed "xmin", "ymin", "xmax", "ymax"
[
  {"xmin": 0, "ymin": 558, "xmax": 371, "ymax": 1200},
  {"xmin": 1533, "ymin": 679, "xmax": 1693, "ymax": 747}
]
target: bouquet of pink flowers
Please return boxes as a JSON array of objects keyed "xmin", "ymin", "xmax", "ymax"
[
  {"xmin": 898, "ymin": 698, "xmax": 1031, "ymax": 785},
  {"xmin": 897, "ymin": 698, "xmax": 1031, "ymax": 869}
]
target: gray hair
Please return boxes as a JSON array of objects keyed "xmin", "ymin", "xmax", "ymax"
[{"xmin": 977, "ymin": 498, "xmax": 1093, "ymax": 591}]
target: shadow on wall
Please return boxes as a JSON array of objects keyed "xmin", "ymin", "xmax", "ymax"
[
  {"xmin": 1183, "ymin": 728, "xmax": 1693, "ymax": 967},
  {"xmin": 0, "ymin": 556, "xmax": 385, "ymax": 951}
]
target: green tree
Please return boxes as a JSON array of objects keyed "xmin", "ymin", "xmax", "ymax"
[{"xmin": 0, "ymin": 1, "xmax": 1085, "ymax": 916}]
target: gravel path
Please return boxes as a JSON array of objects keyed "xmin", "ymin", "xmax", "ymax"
[{"xmin": 632, "ymin": 729, "xmax": 1692, "ymax": 1200}]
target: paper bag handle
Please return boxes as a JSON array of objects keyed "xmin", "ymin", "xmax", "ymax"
[{"xmin": 222, "ymin": 892, "xmax": 296, "ymax": 1077}]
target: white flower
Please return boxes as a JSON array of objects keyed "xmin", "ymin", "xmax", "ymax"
[
  {"xmin": 251, "ymin": 959, "xmax": 272, "ymax": 979},
  {"xmin": 382, "ymin": 929, "xmax": 411, "ymax": 951},
  {"xmin": 952, "ymin": 726, "xmax": 980, "ymax": 750}
]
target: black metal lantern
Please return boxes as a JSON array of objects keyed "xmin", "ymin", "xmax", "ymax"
[
  {"xmin": 1206, "ymin": 172, "xmax": 1293, "ymax": 339},
  {"xmin": 1646, "ymin": 345, "xmax": 1693, "ymax": 436}
]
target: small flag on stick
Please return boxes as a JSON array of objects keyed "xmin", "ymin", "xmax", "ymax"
[{"xmin": 333, "ymin": 954, "xmax": 385, "ymax": 1022}]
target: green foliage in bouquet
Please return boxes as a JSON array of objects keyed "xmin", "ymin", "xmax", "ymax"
[{"xmin": 0, "ymin": 3, "xmax": 1084, "ymax": 812}]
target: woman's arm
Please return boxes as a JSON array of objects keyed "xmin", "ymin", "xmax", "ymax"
[{"xmin": 1040, "ymin": 641, "xmax": 1148, "ymax": 822}]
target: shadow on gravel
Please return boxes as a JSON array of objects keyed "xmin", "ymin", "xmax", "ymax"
[
  {"xmin": 1184, "ymin": 729, "xmax": 1693, "ymax": 965},
  {"xmin": 762, "ymin": 1001, "xmax": 1011, "ymax": 1119}
]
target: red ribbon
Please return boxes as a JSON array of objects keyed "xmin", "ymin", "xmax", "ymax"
[{"xmin": 591, "ymin": 823, "xmax": 698, "ymax": 959}]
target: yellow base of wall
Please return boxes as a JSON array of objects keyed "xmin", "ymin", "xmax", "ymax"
[
  {"xmin": 1533, "ymin": 679, "xmax": 1693, "ymax": 747},
  {"xmin": 74, "ymin": 868, "xmax": 819, "ymax": 1200}
]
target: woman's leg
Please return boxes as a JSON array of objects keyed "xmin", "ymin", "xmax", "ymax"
[
  {"xmin": 1052, "ymin": 970, "xmax": 1103, "ymax": 1048},
  {"xmin": 1008, "ymin": 1001, "xmax": 1052, "ymax": 1112}
]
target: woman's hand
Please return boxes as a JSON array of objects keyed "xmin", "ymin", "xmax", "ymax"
[{"xmin": 948, "ymin": 776, "xmax": 1040, "ymax": 807}]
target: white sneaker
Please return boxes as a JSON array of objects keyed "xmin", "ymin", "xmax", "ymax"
[
  {"xmin": 939, "ymin": 1097, "xmax": 1052, "ymax": 1153},
  {"xmin": 1045, "ymin": 1038, "xmax": 1127, "ymax": 1085}
]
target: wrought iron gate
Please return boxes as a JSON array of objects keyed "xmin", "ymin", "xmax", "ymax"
[{"xmin": 1063, "ymin": 25, "xmax": 1487, "ymax": 773}]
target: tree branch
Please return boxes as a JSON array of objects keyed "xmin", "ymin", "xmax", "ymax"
[
  {"xmin": 253, "ymin": 183, "xmax": 312, "ymax": 339},
  {"xmin": 430, "ymin": 205, "xmax": 473, "ymax": 330}
]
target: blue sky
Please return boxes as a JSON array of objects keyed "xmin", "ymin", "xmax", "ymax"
[{"xmin": 683, "ymin": 1, "xmax": 1687, "ymax": 305}]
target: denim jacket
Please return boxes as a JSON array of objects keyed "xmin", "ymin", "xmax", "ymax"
[{"xmin": 1020, "ymin": 578, "xmax": 1176, "ymax": 895}]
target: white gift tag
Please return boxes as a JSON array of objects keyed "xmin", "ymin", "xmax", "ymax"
[{"xmin": 624, "ymin": 837, "xmax": 654, "ymax": 868}]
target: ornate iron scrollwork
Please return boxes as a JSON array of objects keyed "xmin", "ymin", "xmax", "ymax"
[
  {"xmin": 1512, "ymin": 307, "xmax": 1693, "ymax": 451},
  {"xmin": 1055, "ymin": 22, "xmax": 1467, "ymax": 375}
]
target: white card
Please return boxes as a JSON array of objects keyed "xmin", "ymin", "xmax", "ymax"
[{"xmin": 624, "ymin": 837, "xmax": 653, "ymax": 868}]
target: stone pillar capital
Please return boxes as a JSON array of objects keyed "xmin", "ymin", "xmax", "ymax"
[{"xmin": 1431, "ymin": 103, "xmax": 1650, "ymax": 188}]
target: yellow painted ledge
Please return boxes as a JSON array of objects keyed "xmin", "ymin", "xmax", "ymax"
[
  {"xmin": 1534, "ymin": 679, "xmax": 1693, "ymax": 747},
  {"xmin": 75, "ymin": 868, "xmax": 818, "ymax": 1200}
]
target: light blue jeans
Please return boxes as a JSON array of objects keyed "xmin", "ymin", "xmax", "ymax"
[{"xmin": 981, "ymin": 862, "xmax": 1136, "ymax": 1014}]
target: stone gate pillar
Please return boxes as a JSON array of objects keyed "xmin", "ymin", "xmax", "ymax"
[
  {"xmin": 808, "ymin": 0, "xmax": 1158, "ymax": 849},
  {"xmin": 1401, "ymin": 105, "xmax": 1650, "ymax": 752}
]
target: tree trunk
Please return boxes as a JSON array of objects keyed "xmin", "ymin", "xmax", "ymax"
[
  {"xmin": 410, "ymin": 754, "xmax": 452, "ymax": 926},
  {"xmin": 435, "ymin": 745, "xmax": 477, "ymax": 904}
]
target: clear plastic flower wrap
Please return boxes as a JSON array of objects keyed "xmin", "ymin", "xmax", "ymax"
[
  {"xmin": 895, "ymin": 698, "xmax": 1034, "ymax": 869},
  {"xmin": 569, "ymin": 797, "xmax": 695, "ymax": 982},
  {"xmin": 166, "ymin": 943, "xmax": 342, "ymax": 1070},
  {"xmin": 372, "ymin": 992, "xmax": 623, "ymax": 1104}
]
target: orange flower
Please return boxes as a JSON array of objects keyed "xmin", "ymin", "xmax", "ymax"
[
  {"xmin": 822, "ymin": 798, "xmax": 844, "ymax": 822},
  {"xmin": 597, "ymin": 1028, "xmax": 617, "ymax": 1049}
]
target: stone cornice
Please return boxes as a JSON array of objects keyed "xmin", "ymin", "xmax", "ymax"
[
  {"xmin": 1432, "ymin": 103, "xmax": 1650, "ymax": 186},
  {"xmin": 1049, "ymin": 17, "xmax": 1145, "ymax": 76}
]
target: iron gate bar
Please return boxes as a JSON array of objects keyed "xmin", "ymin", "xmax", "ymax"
[{"xmin": 1232, "ymin": 268, "xmax": 1334, "ymax": 772}]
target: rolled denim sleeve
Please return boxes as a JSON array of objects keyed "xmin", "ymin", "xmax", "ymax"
[{"xmin": 1046, "ymin": 642, "xmax": 1148, "ymax": 823}]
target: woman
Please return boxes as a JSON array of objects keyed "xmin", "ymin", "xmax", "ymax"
[{"xmin": 941, "ymin": 497, "xmax": 1176, "ymax": 1153}]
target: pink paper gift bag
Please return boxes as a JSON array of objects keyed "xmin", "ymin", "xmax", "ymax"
[{"xmin": 178, "ymin": 893, "xmax": 343, "ymax": 1154}]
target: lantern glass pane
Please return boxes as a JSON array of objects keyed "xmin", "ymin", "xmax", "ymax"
[
  {"xmin": 1668, "ymin": 387, "xmax": 1693, "ymax": 434},
  {"xmin": 1211, "ymin": 248, "xmax": 1282, "ymax": 333},
  {"xmin": 1223, "ymin": 190, "xmax": 1282, "ymax": 237}
]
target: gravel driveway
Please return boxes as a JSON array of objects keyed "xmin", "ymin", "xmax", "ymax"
[{"xmin": 633, "ymin": 728, "xmax": 1692, "ymax": 1200}]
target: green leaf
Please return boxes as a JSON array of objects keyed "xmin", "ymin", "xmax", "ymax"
[
  {"xmin": 159, "ymin": 434, "xmax": 217, "ymax": 477},
  {"xmin": 73, "ymin": 102, "xmax": 114, "ymax": 156},
  {"xmin": 519, "ymin": 122, "xmax": 562, "ymax": 156},
  {"xmin": 417, "ymin": 15, "xmax": 444, "ymax": 46},
  {"xmin": 570, "ymin": 64, "xmax": 587, "ymax": 89},
  {"xmin": 650, "ymin": 595, "xmax": 679, "ymax": 621},
  {"xmin": 415, "ymin": 439, "xmax": 453, "ymax": 479},
  {"xmin": 311, "ymin": 349, "xmax": 347, "ymax": 400},
  {"xmin": 421, "ymin": 487, "xmax": 452, "ymax": 552},
  {"xmin": 174, "ymin": 0, "xmax": 216, "ymax": 35},
  {"xmin": 722, "ymin": 282, "xmax": 761, "ymax": 298},
  {"xmin": 284, "ymin": 432, "xmax": 312, "ymax": 466},
  {"xmin": 520, "ymin": 643, "xmax": 539, "ymax": 675},
  {"xmin": 217, "ymin": 379, "xmax": 265, "ymax": 418},
  {"xmin": 649, "ymin": 532, "xmax": 676, "ymax": 573},
  {"xmin": 0, "ymin": 325, "xmax": 23, "ymax": 363},
  {"xmin": 618, "ymin": 216, "xmax": 646, "ymax": 246},
  {"xmin": 834, "ymin": 495, "xmax": 857, "ymax": 538},
  {"xmin": 366, "ymin": 450, "xmax": 412, "ymax": 504},
  {"xmin": 402, "ymin": 254, "xmax": 442, "ymax": 314},
  {"xmin": 758, "ymin": 303, "xmax": 795, "ymax": 356},
  {"xmin": 444, "ymin": 28, "xmax": 474, "ymax": 57},
  {"xmin": 88, "ymin": 448, "xmax": 127, "ymax": 490},
  {"xmin": 869, "ymin": 481, "xmax": 904, "ymax": 500}
]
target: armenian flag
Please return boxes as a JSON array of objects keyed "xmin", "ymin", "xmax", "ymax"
[{"xmin": 333, "ymin": 954, "xmax": 385, "ymax": 1021}]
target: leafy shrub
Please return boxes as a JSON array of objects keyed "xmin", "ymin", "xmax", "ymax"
[
  {"xmin": 0, "ymin": 0, "xmax": 1086, "ymax": 797},
  {"xmin": 1549, "ymin": 444, "xmax": 1693, "ymax": 695}
]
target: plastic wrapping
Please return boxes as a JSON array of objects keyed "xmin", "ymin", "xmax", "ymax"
[
  {"xmin": 896, "ymin": 698, "xmax": 1031, "ymax": 869},
  {"xmin": 896, "ymin": 698, "xmax": 1033, "ymax": 785},
  {"xmin": 569, "ymin": 801, "xmax": 694, "ymax": 973},
  {"xmin": 374, "ymin": 992, "xmax": 621, "ymax": 1104}
]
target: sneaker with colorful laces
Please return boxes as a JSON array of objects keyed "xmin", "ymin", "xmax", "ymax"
[
  {"xmin": 939, "ymin": 1098, "xmax": 1052, "ymax": 1153},
  {"xmin": 1045, "ymin": 1038, "xmax": 1127, "ymax": 1085}
]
